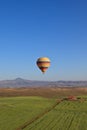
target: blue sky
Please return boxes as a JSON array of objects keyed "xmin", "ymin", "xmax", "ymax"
[{"xmin": 0, "ymin": 0, "xmax": 87, "ymax": 81}]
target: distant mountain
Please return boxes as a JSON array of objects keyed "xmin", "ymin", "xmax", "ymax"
[{"xmin": 0, "ymin": 78, "xmax": 87, "ymax": 88}]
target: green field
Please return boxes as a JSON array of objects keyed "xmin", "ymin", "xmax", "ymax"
[
  {"xmin": 0, "ymin": 96, "xmax": 87, "ymax": 130},
  {"xmin": 25, "ymin": 100, "xmax": 87, "ymax": 130},
  {"xmin": 0, "ymin": 97, "xmax": 54, "ymax": 130}
]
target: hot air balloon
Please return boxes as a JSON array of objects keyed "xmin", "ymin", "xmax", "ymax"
[{"xmin": 36, "ymin": 57, "xmax": 50, "ymax": 73}]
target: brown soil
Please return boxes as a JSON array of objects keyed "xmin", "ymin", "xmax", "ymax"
[{"xmin": 0, "ymin": 87, "xmax": 87, "ymax": 98}]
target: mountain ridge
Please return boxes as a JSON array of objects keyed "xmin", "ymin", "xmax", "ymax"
[{"xmin": 0, "ymin": 78, "xmax": 87, "ymax": 88}]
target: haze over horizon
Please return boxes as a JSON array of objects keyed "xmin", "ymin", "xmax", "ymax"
[
  {"xmin": 0, "ymin": 0, "xmax": 87, "ymax": 81},
  {"xmin": 0, "ymin": 77, "xmax": 87, "ymax": 82}
]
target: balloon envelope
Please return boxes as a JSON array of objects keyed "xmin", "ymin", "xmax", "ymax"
[{"xmin": 36, "ymin": 57, "xmax": 50, "ymax": 73}]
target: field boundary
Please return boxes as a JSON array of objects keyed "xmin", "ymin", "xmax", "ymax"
[{"xmin": 16, "ymin": 99, "xmax": 62, "ymax": 130}]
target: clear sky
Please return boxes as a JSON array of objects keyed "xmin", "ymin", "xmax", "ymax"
[{"xmin": 0, "ymin": 0, "xmax": 87, "ymax": 81}]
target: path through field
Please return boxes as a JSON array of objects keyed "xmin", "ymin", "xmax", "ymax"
[
  {"xmin": 16, "ymin": 100, "xmax": 61, "ymax": 130},
  {"xmin": 0, "ymin": 96, "xmax": 87, "ymax": 130},
  {"xmin": 23, "ymin": 100, "xmax": 87, "ymax": 130}
]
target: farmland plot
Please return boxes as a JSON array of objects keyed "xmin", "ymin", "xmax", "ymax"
[
  {"xmin": 25, "ymin": 101, "xmax": 87, "ymax": 130},
  {"xmin": 0, "ymin": 97, "xmax": 54, "ymax": 130}
]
